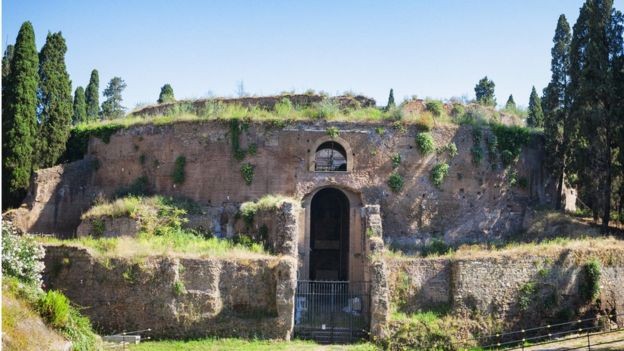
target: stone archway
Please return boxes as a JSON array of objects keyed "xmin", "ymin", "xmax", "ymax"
[{"xmin": 299, "ymin": 186, "xmax": 365, "ymax": 282}]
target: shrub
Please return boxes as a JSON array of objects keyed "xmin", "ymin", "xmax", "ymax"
[
  {"xmin": 415, "ymin": 132, "xmax": 435, "ymax": 155},
  {"xmin": 375, "ymin": 127, "xmax": 385, "ymax": 135},
  {"xmin": 91, "ymin": 218, "xmax": 105, "ymax": 237},
  {"xmin": 274, "ymin": 98, "xmax": 293, "ymax": 116},
  {"xmin": 240, "ymin": 162, "xmax": 255, "ymax": 185},
  {"xmin": 431, "ymin": 163, "xmax": 449, "ymax": 188},
  {"xmin": 326, "ymin": 126, "xmax": 339, "ymax": 138},
  {"xmin": 172, "ymin": 155, "xmax": 186, "ymax": 185},
  {"xmin": 450, "ymin": 104, "xmax": 465, "ymax": 117},
  {"xmin": 491, "ymin": 124, "xmax": 531, "ymax": 167},
  {"xmin": 581, "ymin": 259, "xmax": 601, "ymax": 302},
  {"xmin": 388, "ymin": 172, "xmax": 404, "ymax": 193},
  {"xmin": 314, "ymin": 100, "xmax": 339, "ymax": 119},
  {"xmin": 518, "ymin": 282, "xmax": 536, "ymax": 311},
  {"xmin": 37, "ymin": 290, "xmax": 70, "ymax": 328},
  {"xmin": 415, "ymin": 112, "xmax": 434, "ymax": 131},
  {"xmin": 382, "ymin": 312, "xmax": 458, "ymax": 351},
  {"xmin": 384, "ymin": 107, "xmax": 404, "ymax": 121},
  {"xmin": 391, "ymin": 153, "xmax": 401, "ymax": 169},
  {"xmin": 172, "ymin": 280, "xmax": 187, "ymax": 296},
  {"xmin": 1, "ymin": 224, "xmax": 45, "ymax": 285},
  {"xmin": 421, "ymin": 239, "xmax": 451, "ymax": 257},
  {"xmin": 425, "ymin": 100, "xmax": 444, "ymax": 117},
  {"xmin": 445, "ymin": 143, "xmax": 458, "ymax": 158}
]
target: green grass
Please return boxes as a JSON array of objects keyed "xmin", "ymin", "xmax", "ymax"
[
  {"xmin": 38, "ymin": 228, "xmax": 269, "ymax": 259},
  {"xmin": 128, "ymin": 338, "xmax": 378, "ymax": 351}
]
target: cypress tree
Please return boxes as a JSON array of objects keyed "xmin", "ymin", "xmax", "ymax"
[
  {"xmin": 568, "ymin": 0, "xmax": 623, "ymax": 231},
  {"xmin": 527, "ymin": 86, "xmax": 544, "ymax": 128},
  {"xmin": 73, "ymin": 86, "xmax": 87, "ymax": 124},
  {"xmin": 543, "ymin": 14, "xmax": 572, "ymax": 210},
  {"xmin": 37, "ymin": 32, "xmax": 73, "ymax": 168},
  {"xmin": 385, "ymin": 88, "xmax": 395, "ymax": 110},
  {"xmin": 474, "ymin": 76, "xmax": 496, "ymax": 106},
  {"xmin": 158, "ymin": 84, "xmax": 175, "ymax": 103},
  {"xmin": 505, "ymin": 95, "xmax": 516, "ymax": 110},
  {"xmin": 2, "ymin": 45, "xmax": 14, "ymax": 91},
  {"xmin": 2, "ymin": 22, "xmax": 39, "ymax": 208},
  {"xmin": 85, "ymin": 69, "xmax": 99, "ymax": 120},
  {"xmin": 101, "ymin": 77, "xmax": 127, "ymax": 119}
]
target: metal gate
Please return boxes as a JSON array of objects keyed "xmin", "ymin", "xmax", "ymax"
[{"xmin": 294, "ymin": 280, "xmax": 370, "ymax": 344}]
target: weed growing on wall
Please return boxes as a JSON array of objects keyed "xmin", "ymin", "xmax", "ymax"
[
  {"xmin": 115, "ymin": 176, "xmax": 150, "ymax": 197},
  {"xmin": 444, "ymin": 143, "xmax": 458, "ymax": 158},
  {"xmin": 581, "ymin": 259, "xmax": 601, "ymax": 302},
  {"xmin": 415, "ymin": 132, "xmax": 435, "ymax": 155},
  {"xmin": 172, "ymin": 156, "xmax": 186, "ymax": 185},
  {"xmin": 326, "ymin": 126, "xmax": 339, "ymax": 138},
  {"xmin": 240, "ymin": 162, "xmax": 255, "ymax": 185},
  {"xmin": 431, "ymin": 163, "xmax": 449, "ymax": 188},
  {"xmin": 91, "ymin": 218, "xmax": 105, "ymax": 237},
  {"xmin": 518, "ymin": 282, "xmax": 537, "ymax": 311},
  {"xmin": 491, "ymin": 124, "xmax": 530, "ymax": 167},
  {"xmin": 387, "ymin": 172, "xmax": 404, "ymax": 193},
  {"xmin": 172, "ymin": 280, "xmax": 187, "ymax": 296},
  {"xmin": 391, "ymin": 153, "xmax": 401, "ymax": 169}
]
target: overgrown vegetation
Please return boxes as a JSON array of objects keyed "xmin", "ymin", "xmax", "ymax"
[
  {"xmin": 382, "ymin": 311, "xmax": 459, "ymax": 351},
  {"xmin": 431, "ymin": 163, "xmax": 449, "ymax": 188},
  {"xmin": 240, "ymin": 162, "xmax": 255, "ymax": 185},
  {"xmin": 388, "ymin": 172, "xmax": 404, "ymax": 192},
  {"xmin": 2, "ymin": 228, "xmax": 101, "ymax": 351},
  {"xmin": 581, "ymin": 259, "xmax": 601, "ymax": 302},
  {"xmin": 128, "ymin": 338, "xmax": 376, "ymax": 351},
  {"xmin": 415, "ymin": 132, "xmax": 435, "ymax": 155},
  {"xmin": 391, "ymin": 153, "xmax": 401, "ymax": 168}
]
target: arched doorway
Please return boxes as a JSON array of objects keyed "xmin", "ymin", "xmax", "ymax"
[{"xmin": 309, "ymin": 188, "xmax": 349, "ymax": 281}]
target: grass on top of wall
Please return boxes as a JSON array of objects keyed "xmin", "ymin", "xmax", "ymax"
[
  {"xmin": 128, "ymin": 338, "xmax": 377, "ymax": 351},
  {"xmin": 386, "ymin": 236, "xmax": 624, "ymax": 264},
  {"xmin": 38, "ymin": 228, "xmax": 270, "ymax": 259}
]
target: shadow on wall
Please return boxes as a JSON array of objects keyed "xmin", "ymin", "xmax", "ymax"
[{"xmin": 6, "ymin": 157, "xmax": 99, "ymax": 238}]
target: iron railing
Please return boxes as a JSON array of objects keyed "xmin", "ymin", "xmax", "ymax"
[
  {"xmin": 456, "ymin": 312, "xmax": 624, "ymax": 350},
  {"xmin": 294, "ymin": 280, "xmax": 370, "ymax": 343}
]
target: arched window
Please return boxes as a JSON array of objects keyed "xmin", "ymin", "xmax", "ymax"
[{"xmin": 315, "ymin": 141, "xmax": 347, "ymax": 172}]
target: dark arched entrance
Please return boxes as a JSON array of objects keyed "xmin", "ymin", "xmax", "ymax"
[{"xmin": 309, "ymin": 188, "xmax": 349, "ymax": 281}]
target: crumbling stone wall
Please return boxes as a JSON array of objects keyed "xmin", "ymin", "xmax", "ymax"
[
  {"xmin": 386, "ymin": 246, "xmax": 624, "ymax": 329},
  {"xmin": 16, "ymin": 120, "xmax": 556, "ymax": 246},
  {"xmin": 43, "ymin": 246, "xmax": 297, "ymax": 339}
]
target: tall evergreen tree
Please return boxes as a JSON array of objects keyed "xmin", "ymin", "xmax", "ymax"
[
  {"xmin": 505, "ymin": 95, "xmax": 516, "ymax": 110},
  {"xmin": 474, "ymin": 76, "xmax": 496, "ymax": 106},
  {"xmin": 2, "ymin": 22, "xmax": 39, "ymax": 208},
  {"xmin": 37, "ymin": 32, "xmax": 73, "ymax": 168},
  {"xmin": 542, "ymin": 14, "xmax": 572, "ymax": 210},
  {"xmin": 101, "ymin": 77, "xmax": 127, "ymax": 119},
  {"xmin": 527, "ymin": 86, "xmax": 544, "ymax": 127},
  {"xmin": 73, "ymin": 86, "xmax": 87, "ymax": 124},
  {"xmin": 2, "ymin": 45, "xmax": 15, "ymax": 129},
  {"xmin": 385, "ymin": 88, "xmax": 395, "ymax": 110},
  {"xmin": 567, "ymin": 0, "xmax": 623, "ymax": 231},
  {"xmin": 85, "ymin": 69, "xmax": 99, "ymax": 120},
  {"xmin": 158, "ymin": 83, "xmax": 175, "ymax": 103}
]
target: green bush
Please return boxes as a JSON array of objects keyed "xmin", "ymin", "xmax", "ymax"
[
  {"xmin": 431, "ymin": 163, "xmax": 450, "ymax": 188},
  {"xmin": 421, "ymin": 239, "xmax": 451, "ymax": 257},
  {"xmin": 382, "ymin": 312, "xmax": 458, "ymax": 351},
  {"xmin": 518, "ymin": 282, "xmax": 537, "ymax": 311},
  {"xmin": 91, "ymin": 218, "xmax": 105, "ymax": 237},
  {"xmin": 491, "ymin": 124, "xmax": 530, "ymax": 167},
  {"xmin": 172, "ymin": 156, "xmax": 186, "ymax": 185},
  {"xmin": 450, "ymin": 104, "xmax": 465, "ymax": 117},
  {"xmin": 415, "ymin": 132, "xmax": 435, "ymax": 154},
  {"xmin": 425, "ymin": 100, "xmax": 444, "ymax": 117},
  {"xmin": 326, "ymin": 126, "xmax": 339, "ymax": 138},
  {"xmin": 384, "ymin": 107, "xmax": 404, "ymax": 121},
  {"xmin": 471, "ymin": 146, "xmax": 483, "ymax": 165},
  {"xmin": 172, "ymin": 280, "xmax": 187, "ymax": 296},
  {"xmin": 38, "ymin": 290, "xmax": 70, "ymax": 328},
  {"xmin": 391, "ymin": 153, "xmax": 401, "ymax": 169},
  {"xmin": 1, "ymin": 224, "xmax": 45, "ymax": 286},
  {"xmin": 444, "ymin": 143, "xmax": 458, "ymax": 158},
  {"xmin": 581, "ymin": 259, "xmax": 601, "ymax": 302},
  {"xmin": 274, "ymin": 98, "xmax": 293, "ymax": 116},
  {"xmin": 240, "ymin": 163, "xmax": 255, "ymax": 185},
  {"xmin": 388, "ymin": 172, "xmax": 404, "ymax": 193}
]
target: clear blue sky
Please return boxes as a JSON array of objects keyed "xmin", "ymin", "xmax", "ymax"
[{"xmin": 3, "ymin": 0, "xmax": 622, "ymax": 109}]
